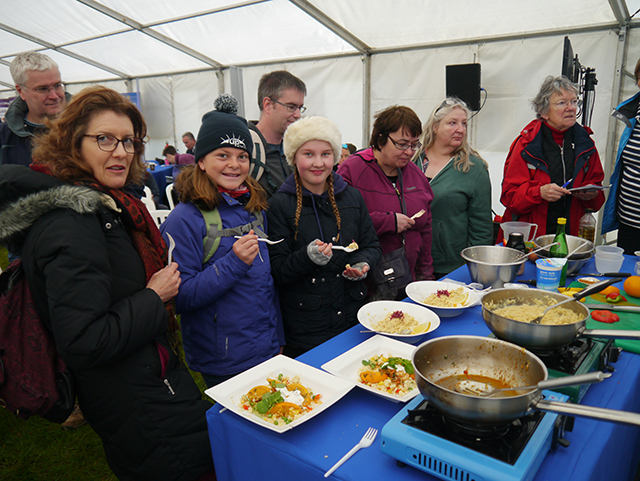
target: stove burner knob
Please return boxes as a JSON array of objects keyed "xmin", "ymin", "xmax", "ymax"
[{"xmin": 552, "ymin": 415, "xmax": 574, "ymax": 449}]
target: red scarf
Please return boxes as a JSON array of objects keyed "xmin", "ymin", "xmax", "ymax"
[{"xmin": 219, "ymin": 184, "xmax": 249, "ymax": 198}]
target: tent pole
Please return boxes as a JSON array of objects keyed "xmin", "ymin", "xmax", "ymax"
[
  {"xmin": 362, "ymin": 54, "xmax": 371, "ymax": 149},
  {"xmin": 598, "ymin": 25, "xmax": 628, "ymax": 246}
]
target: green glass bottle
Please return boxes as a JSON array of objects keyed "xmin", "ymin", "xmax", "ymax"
[{"xmin": 549, "ymin": 217, "xmax": 569, "ymax": 287}]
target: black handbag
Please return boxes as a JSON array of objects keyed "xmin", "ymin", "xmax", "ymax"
[
  {"xmin": 369, "ymin": 168, "xmax": 413, "ymax": 300},
  {"xmin": 370, "ymin": 245, "xmax": 413, "ymax": 300}
]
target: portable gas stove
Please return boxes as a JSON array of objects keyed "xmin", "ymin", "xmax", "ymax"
[
  {"xmin": 381, "ymin": 391, "xmax": 571, "ymax": 481},
  {"xmin": 529, "ymin": 338, "xmax": 619, "ymax": 402}
]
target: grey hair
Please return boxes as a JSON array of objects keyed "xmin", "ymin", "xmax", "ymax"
[
  {"xmin": 531, "ymin": 76, "xmax": 579, "ymax": 118},
  {"xmin": 417, "ymin": 97, "xmax": 487, "ymax": 173},
  {"xmin": 10, "ymin": 52, "xmax": 59, "ymax": 86}
]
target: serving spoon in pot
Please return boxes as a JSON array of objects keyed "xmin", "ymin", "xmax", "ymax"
[
  {"xmin": 530, "ymin": 277, "xmax": 623, "ymax": 324},
  {"xmin": 458, "ymin": 371, "xmax": 611, "ymax": 397}
]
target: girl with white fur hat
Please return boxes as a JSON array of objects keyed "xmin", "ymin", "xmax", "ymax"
[{"xmin": 267, "ymin": 116, "xmax": 382, "ymax": 358}]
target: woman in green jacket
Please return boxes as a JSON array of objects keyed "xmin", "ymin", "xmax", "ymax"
[{"xmin": 415, "ymin": 97, "xmax": 493, "ymax": 277}]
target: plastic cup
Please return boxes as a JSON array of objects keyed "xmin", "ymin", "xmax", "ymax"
[
  {"xmin": 595, "ymin": 245, "xmax": 624, "ymax": 256},
  {"xmin": 536, "ymin": 258, "xmax": 566, "ymax": 291},
  {"xmin": 594, "ymin": 253, "xmax": 624, "ymax": 274},
  {"xmin": 594, "ymin": 251, "xmax": 624, "ymax": 261}
]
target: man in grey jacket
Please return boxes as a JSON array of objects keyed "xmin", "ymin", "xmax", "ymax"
[{"xmin": 0, "ymin": 52, "xmax": 69, "ymax": 166}]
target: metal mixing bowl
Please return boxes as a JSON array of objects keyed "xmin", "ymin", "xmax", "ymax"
[
  {"xmin": 460, "ymin": 245, "xmax": 525, "ymax": 289},
  {"xmin": 533, "ymin": 234, "xmax": 594, "ymax": 276}
]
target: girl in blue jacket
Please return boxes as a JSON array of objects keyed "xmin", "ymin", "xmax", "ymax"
[{"xmin": 161, "ymin": 95, "xmax": 284, "ymax": 387}]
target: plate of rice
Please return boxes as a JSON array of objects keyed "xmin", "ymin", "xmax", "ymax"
[
  {"xmin": 405, "ymin": 281, "xmax": 479, "ymax": 318},
  {"xmin": 357, "ymin": 300, "xmax": 440, "ymax": 343},
  {"xmin": 321, "ymin": 335, "xmax": 420, "ymax": 403}
]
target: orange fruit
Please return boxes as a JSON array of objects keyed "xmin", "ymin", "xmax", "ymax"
[
  {"xmin": 600, "ymin": 285, "xmax": 620, "ymax": 297},
  {"xmin": 623, "ymin": 276, "xmax": 640, "ymax": 298}
]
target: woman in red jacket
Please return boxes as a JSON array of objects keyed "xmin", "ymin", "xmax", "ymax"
[{"xmin": 501, "ymin": 76, "xmax": 605, "ymax": 236}]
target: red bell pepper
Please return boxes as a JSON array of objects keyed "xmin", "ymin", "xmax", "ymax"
[
  {"xmin": 590, "ymin": 310, "xmax": 620, "ymax": 323},
  {"xmin": 605, "ymin": 292, "xmax": 627, "ymax": 303}
]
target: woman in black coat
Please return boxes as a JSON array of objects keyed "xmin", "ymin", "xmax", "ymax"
[
  {"xmin": 268, "ymin": 116, "xmax": 381, "ymax": 357},
  {"xmin": 0, "ymin": 86, "xmax": 214, "ymax": 481}
]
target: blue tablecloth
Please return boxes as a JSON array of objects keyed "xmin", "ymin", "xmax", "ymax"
[
  {"xmin": 147, "ymin": 164, "xmax": 173, "ymax": 204},
  {"xmin": 207, "ymin": 256, "xmax": 640, "ymax": 481}
]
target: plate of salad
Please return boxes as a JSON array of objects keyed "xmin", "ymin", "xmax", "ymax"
[
  {"xmin": 321, "ymin": 335, "xmax": 419, "ymax": 403},
  {"xmin": 204, "ymin": 355, "xmax": 354, "ymax": 433}
]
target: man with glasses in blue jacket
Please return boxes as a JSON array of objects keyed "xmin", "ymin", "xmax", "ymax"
[{"xmin": 0, "ymin": 52, "xmax": 69, "ymax": 166}]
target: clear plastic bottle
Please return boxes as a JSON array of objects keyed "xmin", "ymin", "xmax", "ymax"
[
  {"xmin": 550, "ymin": 217, "xmax": 569, "ymax": 287},
  {"xmin": 578, "ymin": 209, "xmax": 596, "ymax": 243}
]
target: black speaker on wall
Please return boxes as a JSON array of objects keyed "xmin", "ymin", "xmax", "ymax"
[{"xmin": 446, "ymin": 63, "xmax": 481, "ymax": 111}]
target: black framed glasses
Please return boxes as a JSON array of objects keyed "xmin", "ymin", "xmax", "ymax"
[
  {"xmin": 84, "ymin": 134, "xmax": 144, "ymax": 154},
  {"xmin": 270, "ymin": 98, "xmax": 307, "ymax": 113},
  {"xmin": 388, "ymin": 136, "xmax": 422, "ymax": 152},
  {"xmin": 22, "ymin": 82, "xmax": 65, "ymax": 95}
]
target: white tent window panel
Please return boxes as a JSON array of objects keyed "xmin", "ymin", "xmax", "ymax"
[
  {"xmin": 152, "ymin": 0, "xmax": 357, "ymax": 66},
  {"xmin": 3, "ymin": 0, "xmax": 128, "ymax": 45},
  {"xmin": 96, "ymin": 0, "xmax": 241, "ymax": 25},
  {"xmin": 311, "ymin": 0, "xmax": 617, "ymax": 48},
  {"xmin": 62, "ymin": 30, "xmax": 211, "ymax": 77}
]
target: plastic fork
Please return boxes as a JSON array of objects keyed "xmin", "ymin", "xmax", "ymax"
[
  {"xmin": 411, "ymin": 209, "xmax": 426, "ymax": 220},
  {"xmin": 324, "ymin": 427, "xmax": 378, "ymax": 477},
  {"xmin": 166, "ymin": 233, "xmax": 175, "ymax": 266},
  {"xmin": 331, "ymin": 245, "xmax": 357, "ymax": 253},
  {"xmin": 233, "ymin": 236, "xmax": 284, "ymax": 245}
]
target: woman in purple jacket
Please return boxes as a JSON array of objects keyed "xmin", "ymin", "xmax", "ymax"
[{"xmin": 338, "ymin": 105, "xmax": 434, "ymax": 299}]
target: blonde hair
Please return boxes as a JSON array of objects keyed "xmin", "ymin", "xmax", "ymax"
[{"xmin": 418, "ymin": 97, "xmax": 487, "ymax": 173}]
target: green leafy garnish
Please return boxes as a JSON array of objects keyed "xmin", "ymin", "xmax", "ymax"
[{"xmin": 255, "ymin": 391, "xmax": 284, "ymax": 414}]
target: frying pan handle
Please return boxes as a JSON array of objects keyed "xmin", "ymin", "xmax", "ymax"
[
  {"xmin": 573, "ymin": 277, "xmax": 624, "ymax": 300},
  {"xmin": 581, "ymin": 329, "xmax": 640, "ymax": 340},
  {"xmin": 533, "ymin": 399, "xmax": 640, "ymax": 427},
  {"xmin": 536, "ymin": 371, "xmax": 610, "ymax": 391}
]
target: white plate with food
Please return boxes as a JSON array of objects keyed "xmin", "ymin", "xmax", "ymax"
[
  {"xmin": 405, "ymin": 280, "xmax": 479, "ymax": 318},
  {"xmin": 204, "ymin": 355, "xmax": 354, "ymax": 433},
  {"xmin": 357, "ymin": 300, "xmax": 440, "ymax": 343},
  {"xmin": 322, "ymin": 335, "xmax": 420, "ymax": 403}
]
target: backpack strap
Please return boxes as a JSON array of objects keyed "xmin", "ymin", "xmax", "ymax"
[
  {"xmin": 199, "ymin": 208, "xmax": 266, "ymax": 264},
  {"xmin": 249, "ymin": 129, "xmax": 267, "ymax": 182}
]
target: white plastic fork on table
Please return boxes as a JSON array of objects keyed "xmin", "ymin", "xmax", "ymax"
[{"xmin": 324, "ymin": 427, "xmax": 378, "ymax": 477}]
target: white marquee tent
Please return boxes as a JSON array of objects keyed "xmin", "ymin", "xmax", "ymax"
[{"xmin": 3, "ymin": 0, "xmax": 640, "ymax": 225}]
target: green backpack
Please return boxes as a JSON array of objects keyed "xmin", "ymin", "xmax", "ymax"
[{"xmin": 198, "ymin": 207, "xmax": 266, "ymax": 264}]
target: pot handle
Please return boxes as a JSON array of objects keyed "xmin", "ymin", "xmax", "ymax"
[
  {"xmin": 533, "ymin": 399, "xmax": 640, "ymax": 427},
  {"xmin": 581, "ymin": 329, "xmax": 640, "ymax": 340},
  {"xmin": 537, "ymin": 371, "xmax": 610, "ymax": 391}
]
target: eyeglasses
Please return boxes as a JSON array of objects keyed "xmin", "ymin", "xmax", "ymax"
[
  {"xmin": 388, "ymin": 136, "xmax": 422, "ymax": 152},
  {"xmin": 270, "ymin": 98, "xmax": 307, "ymax": 113},
  {"xmin": 21, "ymin": 82, "xmax": 65, "ymax": 95},
  {"xmin": 553, "ymin": 98, "xmax": 581, "ymax": 109},
  {"xmin": 84, "ymin": 134, "xmax": 144, "ymax": 154}
]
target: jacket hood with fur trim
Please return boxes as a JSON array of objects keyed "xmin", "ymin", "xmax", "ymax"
[{"xmin": 0, "ymin": 165, "xmax": 110, "ymax": 251}]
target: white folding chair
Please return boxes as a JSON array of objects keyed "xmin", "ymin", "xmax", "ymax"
[
  {"xmin": 166, "ymin": 183, "xmax": 176, "ymax": 209},
  {"xmin": 148, "ymin": 209, "xmax": 171, "ymax": 228},
  {"xmin": 141, "ymin": 186, "xmax": 155, "ymax": 210}
]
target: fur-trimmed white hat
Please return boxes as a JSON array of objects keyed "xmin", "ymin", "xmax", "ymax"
[{"xmin": 283, "ymin": 116, "xmax": 342, "ymax": 166}]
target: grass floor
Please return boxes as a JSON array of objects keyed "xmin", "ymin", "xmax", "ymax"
[{"xmin": 0, "ymin": 247, "xmax": 212, "ymax": 480}]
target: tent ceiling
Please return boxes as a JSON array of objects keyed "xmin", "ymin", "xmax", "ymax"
[{"xmin": 1, "ymin": 0, "xmax": 640, "ymax": 90}]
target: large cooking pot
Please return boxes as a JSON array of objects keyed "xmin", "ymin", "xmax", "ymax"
[
  {"xmin": 412, "ymin": 336, "xmax": 640, "ymax": 426},
  {"xmin": 481, "ymin": 287, "xmax": 640, "ymax": 348}
]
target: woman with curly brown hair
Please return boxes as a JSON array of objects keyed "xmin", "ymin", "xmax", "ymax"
[
  {"xmin": 0, "ymin": 85, "xmax": 214, "ymax": 480},
  {"xmin": 267, "ymin": 116, "xmax": 381, "ymax": 358},
  {"xmin": 160, "ymin": 94, "xmax": 284, "ymax": 386}
]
